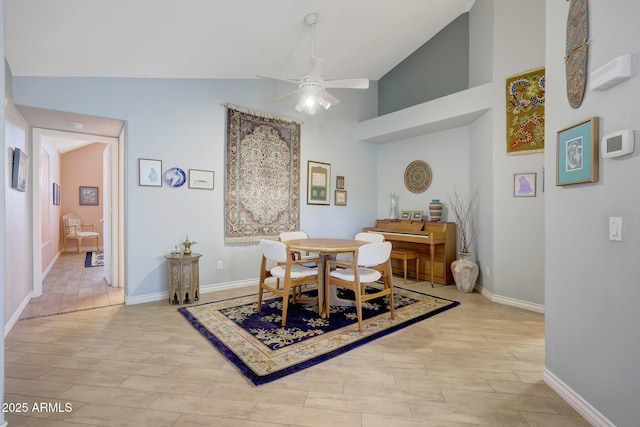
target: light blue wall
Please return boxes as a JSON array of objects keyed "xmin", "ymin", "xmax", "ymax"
[
  {"xmin": 545, "ymin": 1, "xmax": 640, "ymax": 425},
  {"xmin": 378, "ymin": 13, "xmax": 470, "ymax": 116},
  {"xmin": 376, "ymin": 126, "xmax": 471, "ymax": 222},
  {"xmin": 12, "ymin": 77, "xmax": 379, "ymax": 300}
]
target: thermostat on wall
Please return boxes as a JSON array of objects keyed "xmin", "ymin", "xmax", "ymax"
[{"xmin": 601, "ymin": 129, "xmax": 634, "ymax": 158}]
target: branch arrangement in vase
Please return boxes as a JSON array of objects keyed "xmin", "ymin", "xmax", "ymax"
[{"xmin": 447, "ymin": 187, "xmax": 479, "ymax": 254}]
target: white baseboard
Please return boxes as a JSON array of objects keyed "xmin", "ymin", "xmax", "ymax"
[
  {"xmin": 4, "ymin": 291, "xmax": 33, "ymax": 338},
  {"xmin": 42, "ymin": 251, "xmax": 61, "ymax": 278},
  {"xmin": 125, "ymin": 279, "xmax": 257, "ymax": 305},
  {"xmin": 477, "ymin": 285, "xmax": 545, "ymax": 314},
  {"xmin": 543, "ymin": 368, "xmax": 615, "ymax": 427}
]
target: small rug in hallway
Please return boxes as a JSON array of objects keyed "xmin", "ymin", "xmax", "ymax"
[
  {"xmin": 178, "ymin": 285, "xmax": 459, "ymax": 385},
  {"xmin": 84, "ymin": 251, "xmax": 104, "ymax": 267}
]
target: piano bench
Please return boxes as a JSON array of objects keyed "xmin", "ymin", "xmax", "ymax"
[{"xmin": 390, "ymin": 249, "xmax": 420, "ymax": 285}]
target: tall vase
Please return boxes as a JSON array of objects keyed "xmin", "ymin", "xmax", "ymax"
[
  {"xmin": 388, "ymin": 192, "xmax": 398, "ymax": 219},
  {"xmin": 451, "ymin": 252, "xmax": 479, "ymax": 293},
  {"xmin": 429, "ymin": 199, "xmax": 443, "ymax": 222}
]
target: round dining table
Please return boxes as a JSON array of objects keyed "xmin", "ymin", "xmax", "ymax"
[{"xmin": 285, "ymin": 238, "xmax": 368, "ymax": 315}]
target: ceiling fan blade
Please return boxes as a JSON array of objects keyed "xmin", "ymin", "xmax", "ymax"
[
  {"xmin": 321, "ymin": 89, "xmax": 340, "ymax": 106},
  {"xmin": 309, "ymin": 57, "xmax": 325, "ymax": 78},
  {"xmin": 256, "ymin": 75, "xmax": 300, "ymax": 85},
  {"xmin": 276, "ymin": 89, "xmax": 302, "ymax": 102},
  {"xmin": 324, "ymin": 78, "xmax": 370, "ymax": 89}
]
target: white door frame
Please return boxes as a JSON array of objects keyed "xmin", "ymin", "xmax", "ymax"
[{"xmin": 31, "ymin": 128, "xmax": 124, "ymax": 296}]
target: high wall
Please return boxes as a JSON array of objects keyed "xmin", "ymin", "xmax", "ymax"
[
  {"xmin": 378, "ymin": 13, "xmax": 470, "ymax": 115},
  {"xmin": 544, "ymin": 1, "xmax": 640, "ymax": 425}
]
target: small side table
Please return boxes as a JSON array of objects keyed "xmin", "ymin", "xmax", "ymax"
[{"xmin": 165, "ymin": 253, "xmax": 202, "ymax": 305}]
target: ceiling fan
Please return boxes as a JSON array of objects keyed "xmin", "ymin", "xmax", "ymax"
[{"xmin": 258, "ymin": 12, "xmax": 370, "ymax": 115}]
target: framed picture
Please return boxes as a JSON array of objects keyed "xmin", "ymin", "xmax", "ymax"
[
  {"xmin": 506, "ymin": 67, "xmax": 545, "ymax": 155},
  {"xmin": 189, "ymin": 169, "xmax": 214, "ymax": 190},
  {"xmin": 400, "ymin": 210, "xmax": 411, "ymax": 220},
  {"xmin": 514, "ymin": 173, "xmax": 537, "ymax": 197},
  {"xmin": 307, "ymin": 161, "xmax": 331, "ymax": 205},
  {"xmin": 11, "ymin": 148, "xmax": 29, "ymax": 192},
  {"xmin": 335, "ymin": 190, "xmax": 347, "ymax": 206},
  {"xmin": 139, "ymin": 158, "xmax": 162, "ymax": 187},
  {"xmin": 411, "ymin": 210, "xmax": 424, "ymax": 220},
  {"xmin": 52, "ymin": 183, "xmax": 60, "ymax": 205},
  {"xmin": 336, "ymin": 176, "xmax": 345, "ymax": 189},
  {"xmin": 79, "ymin": 186, "xmax": 99, "ymax": 205},
  {"xmin": 556, "ymin": 117, "xmax": 599, "ymax": 186}
]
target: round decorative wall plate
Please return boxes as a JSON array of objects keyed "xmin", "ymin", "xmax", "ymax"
[
  {"xmin": 404, "ymin": 160, "xmax": 432, "ymax": 193},
  {"xmin": 565, "ymin": 0, "xmax": 588, "ymax": 109},
  {"xmin": 164, "ymin": 167, "xmax": 186, "ymax": 187}
]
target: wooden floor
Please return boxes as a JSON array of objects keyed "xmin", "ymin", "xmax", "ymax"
[
  {"xmin": 19, "ymin": 252, "xmax": 124, "ymax": 319},
  {"xmin": 4, "ymin": 280, "xmax": 590, "ymax": 426}
]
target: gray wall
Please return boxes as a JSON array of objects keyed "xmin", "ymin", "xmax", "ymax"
[
  {"xmin": 378, "ymin": 13, "xmax": 469, "ymax": 116},
  {"xmin": 545, "ymin": 1, "xmax": 640, "ymax": 425}
]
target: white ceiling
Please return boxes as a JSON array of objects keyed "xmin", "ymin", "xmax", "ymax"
[
  {"xmin": 6, "ymin": 0, "xmax": 475, "ymax": 81},
  {"xmin": 6, "ymin": 0, "xmax": 475, "ymax": 148}
]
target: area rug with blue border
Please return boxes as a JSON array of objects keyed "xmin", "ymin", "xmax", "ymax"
[
  {"xmin": 178, "ymin": 285, "xmax": 459, "ymax": 386},
  {"xmin": 84, "ymin": 251, "xmax": 104, "ymax": 268}
]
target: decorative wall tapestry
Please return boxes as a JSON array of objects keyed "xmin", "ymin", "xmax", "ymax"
[
  {"xmin": 506, "ymin": 67, "xmax": 545, "ymax": 155},
  {"xmin": 224, "ymin": 104, "xmax": 301, "ymax": 243}
]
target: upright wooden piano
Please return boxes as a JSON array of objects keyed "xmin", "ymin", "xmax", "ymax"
[{"xmin": 362, "ymin": 219, "xmax": 457, "ymax": 285}]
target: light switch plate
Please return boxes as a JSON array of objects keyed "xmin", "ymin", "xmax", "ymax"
[{"xmin": 609, "ymin": 217, "xmax": 622, "ymax": 241}]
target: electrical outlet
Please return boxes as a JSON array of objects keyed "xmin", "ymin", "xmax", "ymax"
[{"xmin": 216, "ymin": 260, "xmax": 223, "ymax": 270}]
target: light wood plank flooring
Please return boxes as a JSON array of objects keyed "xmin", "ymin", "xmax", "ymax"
[
  {"xmin": 4, "ymin": 280, "xmax": 589, "ymax": 426},
  {"xmin": 19, "ymin": 252, "xmax": 124, "ymax": 319}
]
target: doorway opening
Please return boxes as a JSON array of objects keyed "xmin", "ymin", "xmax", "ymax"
[{"xmin": 24, "ymin": 114, "xmax": 126, "ymax": 317}]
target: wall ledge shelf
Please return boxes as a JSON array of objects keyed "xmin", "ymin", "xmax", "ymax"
[{"xmin": 357, "ymin": 82, "xmax": 494, "ymax": 144}]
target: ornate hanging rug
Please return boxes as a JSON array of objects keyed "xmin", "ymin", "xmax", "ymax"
[
  {"xmin": 178, "ymin": 285, "xmax": 459, "ymax": 385},
  {"xmin": 224, "ymin": 104, "xmax": 301, "ymax": 243}
]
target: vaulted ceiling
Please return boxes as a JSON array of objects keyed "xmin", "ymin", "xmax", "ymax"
[
  {"xmin": 6, "ymin": 0, "xmax": 475, "ymax": 81},
  {"xmin": 6, "ymin": 0, "xmax": 475, "ymax": 143}
]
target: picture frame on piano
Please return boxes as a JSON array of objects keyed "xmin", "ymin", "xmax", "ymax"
[
  {"xmin": 411, "ymin": 210, "xmax": 424, "ymax": 220},
  {"xmin": 400, "ymin": 211, "xmax": 411, "ymax": 220}
]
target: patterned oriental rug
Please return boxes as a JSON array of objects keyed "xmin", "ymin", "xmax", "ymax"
[{"xmin": 178, "ymin": 286, "xmax": 459, "ymax": 386}]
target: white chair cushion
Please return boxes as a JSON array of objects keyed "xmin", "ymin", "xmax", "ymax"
[
  {"xmin": 270, "ymin": 264, "xmax": 318, "ymax": 279},
  {"xmin": 260, "ymin": 239, "xmax": 288, "ymax": 263},
  {"xmin": 279, "ymin": 231, "xmax": 309, "ymax": 242},
  {"xmin": 77, "ymin": 231, "xmax": 99, "ymax": 238},
  {"xmin": 66, "ymin": 218, "xmax": 82, "ymax": 236},
  {"xmin": 354, "ymin": 232, "xmax": 385, "ymax": 243},
  {"xmin": 357, "ymin": 242, "xmax": 392, "ymax": 267},
  {"xmin": 329, "ymin": 267, "xmax": 381, "ymax": 283}
]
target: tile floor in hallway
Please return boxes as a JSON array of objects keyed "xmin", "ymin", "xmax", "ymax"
[
  {"xmin": 5, "ymin": 280, "xmax": 590, "ymax": 426},
  {"xmin": 19, "ymin": 252, "xmax": 124, "ymax": 320}
]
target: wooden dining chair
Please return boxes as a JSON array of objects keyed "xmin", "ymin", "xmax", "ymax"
[
  {"xmin": 258, "ymin": 239, "xmax": 320, "ymax": 327},
  {"xmin": 336, "ymin": 232, "xmax": 385, "ymax": 263},
  {"xmin": 62, "ymin": 212, "xmax": 100, "ymax": 253},
  {"xmin": 325, "ymin": 241, "xmax": 395, "ymax": 332},
  {"xmin": 279, "ymin": 231, "xmax": 317, "ymax": 263}
]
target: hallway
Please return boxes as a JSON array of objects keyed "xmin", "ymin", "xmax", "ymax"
[{"xmin": 19, "ymin": 252, "xmax": 124, "ymax": 319}]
